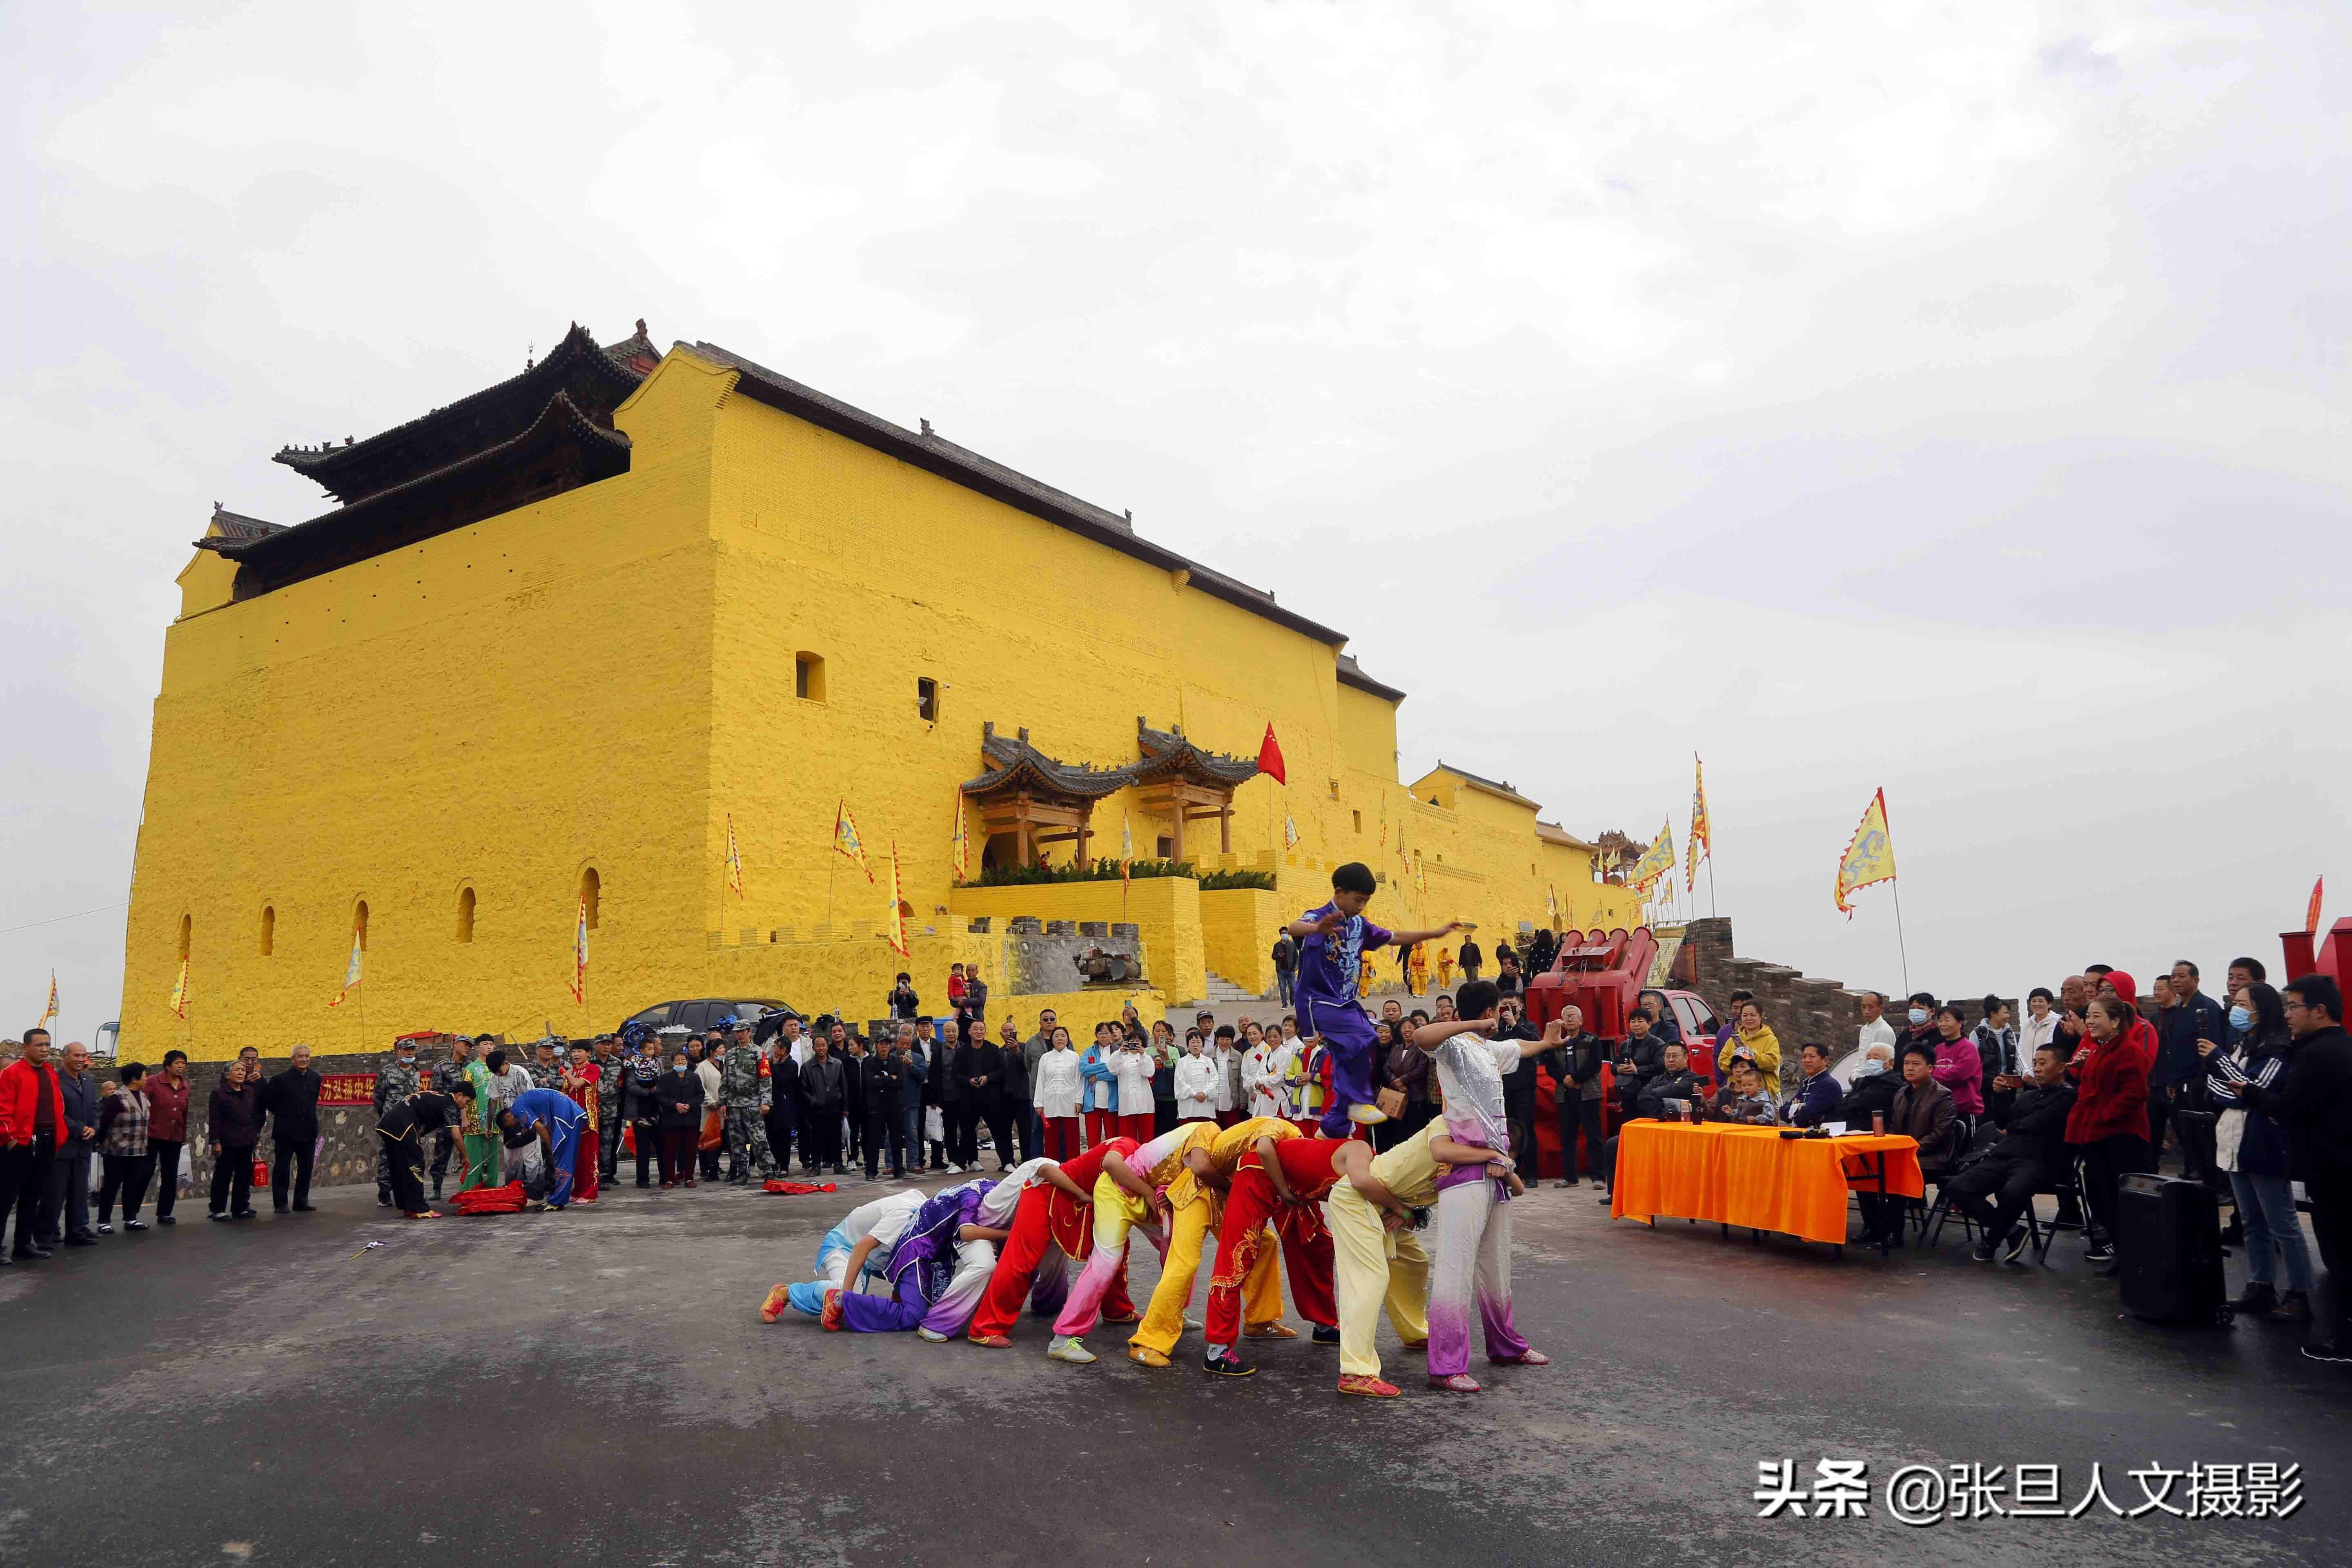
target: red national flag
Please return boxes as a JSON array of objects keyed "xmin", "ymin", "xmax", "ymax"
[
  {"xmin": 1256, "ymin": 723, "xmax": 1287, "ymax": 786},
  {"xmin": 2309, "ymin": 876, "xmax": 2325, "ymax": 936}
]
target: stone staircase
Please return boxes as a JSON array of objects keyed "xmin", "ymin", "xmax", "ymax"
[{"xmin": 1197, "ymin": 969, "xmax": 1262, "ymax": 1006}]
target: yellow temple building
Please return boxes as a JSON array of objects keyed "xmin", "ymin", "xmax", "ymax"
[{"xmin": 124, "ymin": 324, "xmax": 1642, "ymax": 1058}]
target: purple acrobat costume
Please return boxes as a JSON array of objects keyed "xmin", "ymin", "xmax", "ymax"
[
  {"xmin": 1296, "ymin": 900, "xmax": 1393, "ymax": 1137},
  {"xmin": 836, "ymin": 1179, "xmax": 997, "ymax": 1336}
]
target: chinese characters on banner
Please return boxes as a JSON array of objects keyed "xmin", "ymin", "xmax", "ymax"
[{"xmin": 316, "ymin": 1072, "xmax": 378, "ymax": 1107}]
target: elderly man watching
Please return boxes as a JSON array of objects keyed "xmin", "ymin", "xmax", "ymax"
[{"xmin": 263, "ymin": 1044, "xmax": 325, "ymax": 1214}]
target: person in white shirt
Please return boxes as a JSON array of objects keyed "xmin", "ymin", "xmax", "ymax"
[
  {"xmin": 1408, "ymin": 980, "xmax": 1555, "ymax": 1392},
  {"xmin": 1030, "ymin": 1026, "xmax": 1084, "ymax": 1159},
  {"xmin": 1242, "ymin": 1023, "xmax": 1286, "ymax": 1120},
  {"xmin": 1113, "ymin": 1037, "xmax": 1157, "ymax": 1141},
  {"xmin": 1174, "ymin": 1033, "xmax": 1221, "ymax": 1122},
  {"xmin": 1856, "ymin": 991, "xmax": 1899, "ymax": 1059}
]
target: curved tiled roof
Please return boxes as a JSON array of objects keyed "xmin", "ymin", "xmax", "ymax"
[
  {"xmin": 1134, "ymin": 719, "xmax": 1260, "ymax": 786},
  {"xmin": 962, "ymin": 724, "xmax": 1137, "ymax": 800},
  {"xmin": 273, "ymin": 323, "xmax": 649, "ymax": 504}
]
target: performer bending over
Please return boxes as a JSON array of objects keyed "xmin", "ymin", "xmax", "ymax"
[
  {"xmin": 1200, "ymin": 1133, "xmax": 1359, "ymax": 1376},
  {"xmin": 824, "ymin": 1159, "xmax": 1085, "ymax": 1339},
  {"xmin": 763, "ymin": 1189, "xmax": 925, "ymax": 1322},
  {"xmin": 966, "ymin": 1137, "xmax": 1148, "ymax": 1351},
  {"xmin": 376, "ymin": 1088, "xmax": 461, "ymax": 1219},
  {"xmin": 498, "ymin": 1087, "xmax": 588, "ymax": 1210},
  {"xmin": 1128, "ymin": 1115, "xmax": 1299, "ymax": 1368}
]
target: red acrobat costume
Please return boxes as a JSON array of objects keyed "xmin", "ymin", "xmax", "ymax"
[
  {"xmin": 1205, "ymin": 1136, "xmax": 1341, "ymax": 1348},
  {"xmin": 968, "ymin": 1136, "xmax": 1140, "ymax": 1342}
]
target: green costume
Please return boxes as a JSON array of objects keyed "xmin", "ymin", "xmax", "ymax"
[{"xmin": 457, "ymin": 1058, "xmax": 499, "ymax": 1193}]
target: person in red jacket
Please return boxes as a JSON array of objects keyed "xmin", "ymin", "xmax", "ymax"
[
  {"xmin": 0, "ymin": 1028, "xmax": 68, "ymax": 1261},
  {"xmin": 2067, "ymin": 982, "xmax": 2155, "ymax": 1266}
]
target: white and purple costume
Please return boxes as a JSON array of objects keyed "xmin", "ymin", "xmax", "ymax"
[{"xmin": 1425, "ymin": 1033, "xmax": 1532, "ymax": 1377}]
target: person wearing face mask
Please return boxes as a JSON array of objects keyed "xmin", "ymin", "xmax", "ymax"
[
  {"xmin": 1897, "ymin": 993, "xmax": 1941, "ymax": 1060},
  {"xmin": 2205, "ymin": 983, "xmax": 2312, "ymax": 1321},
  {"xmin": 372, "ymin": 1035, "xmax": 426, "ymax": 1207},
  {"xmin": 2065, "ymin": 985, "xmax": 2156, "ymax": 1266}
]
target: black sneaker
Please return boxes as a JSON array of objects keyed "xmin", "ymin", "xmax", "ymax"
[
  {"xmin": 209, "ymin": 1213, "xmax": 232, "ymax": 1223},
  {"xmin": 125, "ymin": 1219, "xmax": 148, "ymax": 1232},
  {"xmin": 13, "ymin": 1245, "xmax": 51, "ymax": 1259},
  {"xmin": 2301, "ymin": 1339, "xmax": 2352, "ymax": 1365},
  {"xmin": 95, "ymin": 1222, "xmax": 114, "ymax": 1235},
  {"xmin": 1971, "ymin": 1240, "xmax": 1998, "ymax": 1263},
  {"xmin": 1203, "ymin": 1350, "xmax": 1255, "ymax": 1378},
  {"xmin": 1312, "ymin": 1324, "xmax": 1342, "ymax": 1345},
  {"xmin": 377, "ymin": 1192, "xmax": 394, "ymax": 1207},
  {"xmin": 2001, "ymin": 1226, "xmax": 2030, "ymax": 1264},
  {"xmin": 232, "ymin": 1209, "xmax": 259, "ymax": 1220},
  {"xmin": 292, "ymin": 1203, "xmax": 316, "ymax": 1213},
  {"xmin": 156, "ymin": 1215, "xmax": 175, "ymax": 1226},
  {"xmin": 2084, "ymin": 1241, "xmax": 2114, "ymax": 1263}
]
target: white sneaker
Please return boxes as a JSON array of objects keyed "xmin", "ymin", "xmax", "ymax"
[
  {"xmin": 1183, "ymin": 1315, "xmax": 1204, "ymax": 1332},
  {"xmin": 943, "ymin": 1163, "xmax": 965, "ymax": 1175},
  {"xmin": 1048, "ymin": 1335, "xmax": 1097, "ymax": 1365},
  {"xmin": 917, "ymin": 1327, "xmax": 950, "ymax": 1343},
  {"xmin": 1347, "ymin": 1102, "xmax": 1388, "ymax": 1125}
]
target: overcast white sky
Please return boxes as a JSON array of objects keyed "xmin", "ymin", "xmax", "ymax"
[{"xmin": 5, "ymin": 2, "xmax": 2348, "ymax": 1045}]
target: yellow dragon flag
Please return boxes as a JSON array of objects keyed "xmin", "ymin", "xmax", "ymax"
[
  {"xmin": 724, "ymin": 813, "xmax": 745, "ymax": 898},
  {"xmin": 328, "ymin": 925, "xmax": 363, "ymax": 1008},
  {"xmin": 570, "ymin": 895, "xmax": 590, "ymax": 1004},
  {"xmin": 951, "ymin": 792, "xmax": 971, "ymax": 881},
  {"xmin": 1834, "ymin": 788, "xmax": 1898, "ymax": 918},
  {"xmin": 1379, "ymin": 794, "xmax": 1388, "ymax": 849},
  {"xmin": 1686, "ymin": 754, "xmax": 1710, "ymax": 891},
  {"xmin": 167, "ymin": 958, "xmax": 190, "ymax": 1020},
  {"xmin": 886, "ymin": 842, "xmax": 910, "ymax": 958},
  {"xmin": 834, "ymin": 800, "xmax": 874, "ymax": 882},
  {"xmin": 1626, "ymin": 819, "xmax": 1675, "ymax": 897},
  {"xmin": 38, "ymin": 970, "xmax": 58, "ymax": 1030}
]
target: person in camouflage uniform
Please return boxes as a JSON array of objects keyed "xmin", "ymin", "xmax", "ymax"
[
  {"xmin": 427, "ymin": 1036, "xmax": 478, "ymax": 1199},
  {"xmin": 373, "ymin": 1035, "xmax": 424, "ymax": 1207},
  {"xmin": 719, "ymin": 1018, "xmax": 776, "ymax": 1185},
  {"xmin": 529, "ymin": 1038, "xmax": 568, "ymax": 1091},
  {"xmin": 592, "ymin": 1033, "xmax": 626, "ymax": 1184}
]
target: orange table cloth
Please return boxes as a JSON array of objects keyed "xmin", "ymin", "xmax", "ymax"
[{"xmin": 1609, "ymin": 1122, "xmax": 1923, "ymax": 1245}]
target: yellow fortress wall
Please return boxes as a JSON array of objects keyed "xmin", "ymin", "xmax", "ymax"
[{"xmin": 121, "ymin": 338, "xmax": 1640, "ymax": 1058}]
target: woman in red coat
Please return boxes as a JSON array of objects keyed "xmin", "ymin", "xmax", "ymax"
[{"xmin": 2067, "ymin": 978, "xmax": 2155, "ymax": 1266}]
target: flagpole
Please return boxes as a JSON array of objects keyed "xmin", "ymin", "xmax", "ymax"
[
  {"xmin": 1889, "ymin": 878, "xmax": 1913, "ymax": 998},
  {"xmin": 1706, "ymin": 856, "xmax": 1719, "ymax": 920},
  {"xmin": 826, "ymin": 851, "xmax": 837, "ymax": 931}
]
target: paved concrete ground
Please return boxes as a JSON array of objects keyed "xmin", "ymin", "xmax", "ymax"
[{"xmin": 1, "ymin": 1162, "xmax": 2341, "ymax": 1567}]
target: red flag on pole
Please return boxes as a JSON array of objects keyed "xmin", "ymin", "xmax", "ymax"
[
  {"xmin": 1256, "ymin": 723, "xmax": 1287, "ymax": 786},
  {"xmin": 2308, "ymin": 876, "xmax": 2325, "ymax": 936}
]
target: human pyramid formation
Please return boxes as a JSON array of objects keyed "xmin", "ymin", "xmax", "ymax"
[{"xmin": 760, "ymin": 865, "xmax": 1559, "ymax": 1397}]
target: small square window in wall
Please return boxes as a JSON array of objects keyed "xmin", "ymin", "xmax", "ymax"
[
  {"xmin": 916, "ymin": 677, "xmax": 938, "ymax": 722},
  {"xmin": 1352, "ymin": 810, "xmax": 1362, "ymax": 833},
  {"xmin": 795, "ymin": 652, "xmax": 826, "ymax": 702}
]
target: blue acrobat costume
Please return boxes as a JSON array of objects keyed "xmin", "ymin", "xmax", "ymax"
[{"xmin": 504, "ymin": 1087, "xmax": 586, "ymax": 1208}]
